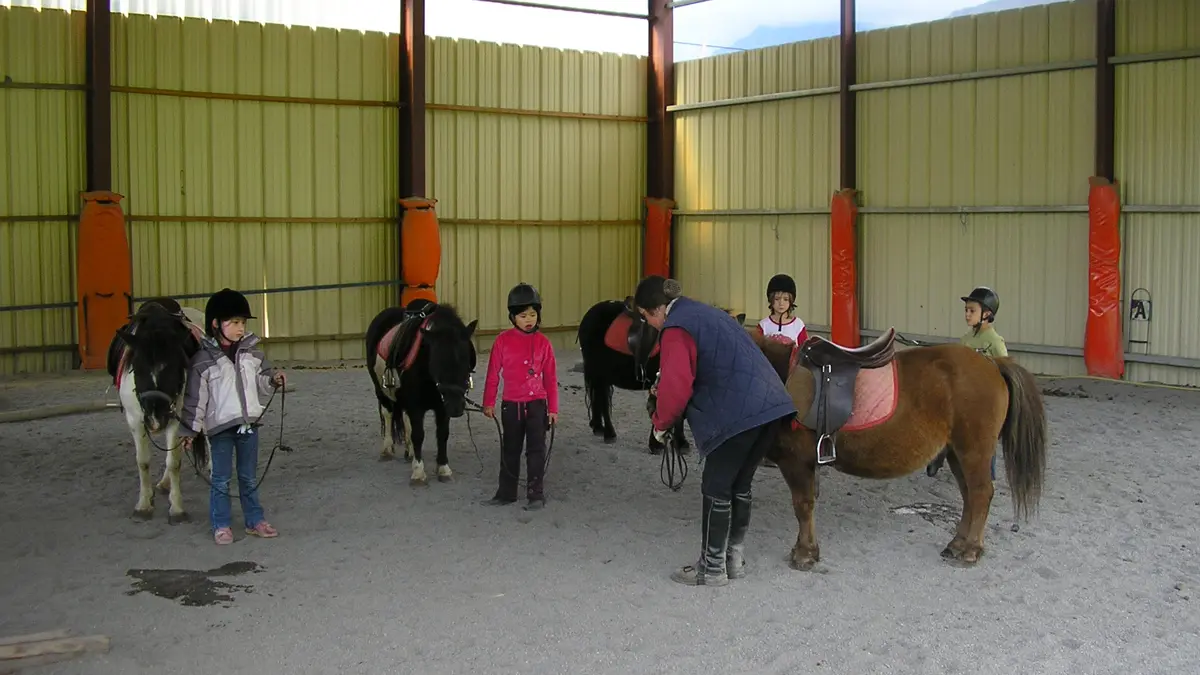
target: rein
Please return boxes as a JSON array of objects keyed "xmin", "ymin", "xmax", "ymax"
[{"xmin": 462, "ymin": 394, "xmax": 555, "ymax": 489}]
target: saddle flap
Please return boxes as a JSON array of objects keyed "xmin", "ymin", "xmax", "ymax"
[{"xmin": 799, "ymin": 364, "xmax": 860, "ymax": 434}]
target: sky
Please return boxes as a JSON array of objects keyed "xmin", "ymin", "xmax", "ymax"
[{"xmin": 3, "ymin": 0, "xmax": 1024, "ymax": 61}]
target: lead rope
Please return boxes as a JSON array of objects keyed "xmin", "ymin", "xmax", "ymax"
[
  {"xmin": 463, "ymin": 396, "xmax": 555, "ymax": 489},
  {"xmin": 186, "ymin": 385, "xmax": 294, "ymax": 500},
  {"xmin": 659, "ymin": 428, "xmax": 688, "ymax": 491}
]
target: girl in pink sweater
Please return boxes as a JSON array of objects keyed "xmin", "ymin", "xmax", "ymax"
[{"xmin": 482, "ymin": 282, "xmax": 559, "ymax": 510}]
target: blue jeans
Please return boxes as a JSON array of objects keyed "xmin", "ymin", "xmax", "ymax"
[{"xmin": 208, "ymin": 427, "xmax": 266, "ymax": 531}]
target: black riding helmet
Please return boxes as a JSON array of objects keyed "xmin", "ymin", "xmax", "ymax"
[
  {"xmin": 767, "ymin": 273, "xmax": 797, "ymax": 312},
  {"xmin": 204, "ymin": 288, "xmax": 255, "ymax": 338},
  {"xmin": 507, "ymin": 282, "xmax": 542, "ymax": 327},
  {"xmin": 961, "ymin": 286, "xmax": 1000, "ymax": 322}
]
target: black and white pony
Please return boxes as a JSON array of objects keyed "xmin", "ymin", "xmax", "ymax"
[
  {"xmin": 365, "ymin": 300, "xmax": 478, "ymax": 486},
  {"xmin": 577, "ymin": 297, "xmax": 745, "ymax": 454},
  {"xmin": 106, "ymin": 298, "xmax": 207, "ymax": 523}
]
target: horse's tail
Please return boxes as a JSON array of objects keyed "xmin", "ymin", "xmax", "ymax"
[{"xmin": 994, "ymin": 357, "xmax": 1047, "ymax": 522}]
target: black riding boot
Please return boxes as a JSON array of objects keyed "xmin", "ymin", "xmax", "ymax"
[
  {"xmin": 671, "ymin": 495, "xmax": 731, "ymax": 586},
  {"xmin": 726, "ymin": 491, "xmax": 752, "ymax": 579}
]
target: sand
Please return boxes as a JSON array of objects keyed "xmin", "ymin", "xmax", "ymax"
[{"xmin": 2, "ymin": 352, "xmax": 1199, "ymax": 675}]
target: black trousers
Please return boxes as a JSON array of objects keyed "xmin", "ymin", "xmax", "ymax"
[
  {"xmin": 700, "ymin": 421, "xmax": 780, "ymax": 502},
  {"xmin": 497, "ymin": 399, "xmax": 548, "ymax": 501}
]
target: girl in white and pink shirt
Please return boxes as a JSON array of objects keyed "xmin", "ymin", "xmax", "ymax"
[
  {"xmin": 482, "ymin": 282, "xmax": 559, "ymax": 510},
  {"xmin": 756, "ymin": 273, "xmax": 809, "ymax": 345}
]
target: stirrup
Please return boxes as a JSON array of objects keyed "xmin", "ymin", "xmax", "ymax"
[
  {"xmin": 816, "ymin": 433, "xmax": 837, "ymax": 464},
  {"xmin": 382, "ymin": 367, "xmax": 399, "ymax": 388}
]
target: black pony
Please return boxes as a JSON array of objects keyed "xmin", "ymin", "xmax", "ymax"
[
  {"xmin": 365, "ymin": 300, "xmax": 478, "ymax": 486},
  {"xmin": 107, "ymin": 297, "xmax": 206, "ymax": 522}
]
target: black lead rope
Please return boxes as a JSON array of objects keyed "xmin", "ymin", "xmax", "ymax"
[
  {"xmin": 659, "ymin": 428, "xmax": 689, "ymax": 492},
  {"xmin": 186, "ymin": 386, "xmax": 294, "ymax": 500},
  {"xmin": 463, "ymin": 396, "xmax": 555, "ymax": 489}
]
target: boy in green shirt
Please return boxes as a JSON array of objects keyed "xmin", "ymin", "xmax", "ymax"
[{"xmin": 926, "ymin": 286, "xmax": 1006, "ymax": 477}]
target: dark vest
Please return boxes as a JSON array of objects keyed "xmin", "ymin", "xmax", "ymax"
[{"xmin": 663, "ymin": 297, "xmax": 797, "ymax": 456}]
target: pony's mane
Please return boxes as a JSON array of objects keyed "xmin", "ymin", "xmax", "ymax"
[
  {"xmin": 424, "ymin": 303, "xmax": 467, "ymax": 332},
  {"xmin": 126, "ymin": 309, "xmax": 191, "ymax": 372}
]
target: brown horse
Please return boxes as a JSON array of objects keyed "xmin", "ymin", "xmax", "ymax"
[{"xmin": 753, "ymin": 331, "xmax": 1047, "ymax": 569}]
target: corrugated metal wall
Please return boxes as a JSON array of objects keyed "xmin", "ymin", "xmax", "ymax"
[
  {"xmin": 672, "ymin": 38, "xmax": 839, "ymax": 326},
  {"xmin": 426, "ymin": 37, "xmax": 646, "ymax": 349},
  {"xmin": 2, "ymin": 7, "xmax": 645, "ymax": 371},
  {"xmin": 0, "ymin": 6, "xmax": 86, "ymax": 375},
  {"xmin": 856, "ymin": 0, "xmax": 1096, "ymax": 378},
  {"xmin": 111, "ymin": 13, "xmax": 400, "ymax": 363},
  {"xmin": 1115, "ymin": 0, "xmax": 1200, "ymax": 386}
]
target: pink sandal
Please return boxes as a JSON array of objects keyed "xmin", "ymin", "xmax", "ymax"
[
  {"xmin": 245, "ymin": 521, "xmax": 278, "ymax": 538},
  {"xmin": 213, "ymin": 527, "xmax": 233, "ymax": 545}
]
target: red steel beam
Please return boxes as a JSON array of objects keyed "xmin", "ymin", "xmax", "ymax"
[
  {"xmin": 647, "ymin": 0, "xmax": 675, "ymax": 274},
  {"xmin": 85, "ymin": 0, "xmax": 112, "ymax": 191},
  {"xmin": 839, "ymin": 0, "xmax": 856, "ymax": 190},
  {"xmin": 400, "ymin": 0, "xmax": 426, "ymax": 199},
  {"xmin": 1094, "ymin": 0, "xmax": 1117, "ymax": 180}
]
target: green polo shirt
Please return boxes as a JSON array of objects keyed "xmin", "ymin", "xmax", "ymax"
[{"xmin": 961, "ymin": 325, "xmax": 1008, "ymax": 357}]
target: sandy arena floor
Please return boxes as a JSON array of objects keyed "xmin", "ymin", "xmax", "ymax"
[{"xmin": 1, "ymin": 351, "xmax": 1199, "ymax": 675}]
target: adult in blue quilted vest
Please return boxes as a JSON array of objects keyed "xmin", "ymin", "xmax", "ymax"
[{"xmin": 637, "ymin": 276, "xmax": 797, "ymax": 586}]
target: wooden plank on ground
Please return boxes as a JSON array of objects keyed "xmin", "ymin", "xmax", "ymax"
[{"xmin": 0, "ymin": 632, "xmax": 110, "ymax": 672}]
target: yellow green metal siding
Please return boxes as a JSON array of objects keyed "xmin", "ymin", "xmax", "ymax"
[
  {"xmin": 672, "ymin": 38, "xmax": 839, "ymax": 324},
  {"xmin": 426, "ymin": 36, "xmax": 646, "ymax": 337},
  {"xmin": 856, "ymin": 2, "xmax": 1095, "ymax": 377},
  {"xmin": 1116, "ymin": 0, "xmax": 1200, "ymax": 385},
  {"xmin": 0, "ymin": 6, "xmax": 86, "ymax": 375},
  {"xmin": 110, "ymin": 14, "xmax": 399, "ymax": 363}
]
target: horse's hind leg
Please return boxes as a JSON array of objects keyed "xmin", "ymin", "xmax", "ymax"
[
  {"xmin": 378, "ymin": 402, "xmax": 396, "ymax": 461},
  {"xmin": 433, "ymin": 408, "xmax": 453, "ymax": 483},
  {"xmin": 774, "ymin": 431, "xmax": 820, "ymax": 571},
  {"xmin": 132, "ymin": 426, "xmax": 155, "ymax": 520},
  {"xmin": 942, "ymin": 443, "xmax": 995, "ymax": 565},
  {"xmin": 407, "ymin": 409, "xmax": 428, "ymax": 486},
  {"xmin": 601, "ymin": 385, "xmax": 616, "ymax": 443}
]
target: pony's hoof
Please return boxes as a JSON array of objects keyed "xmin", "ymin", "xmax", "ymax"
[
  {"xmin": 378, "ymin": 453, "xmax": 395, "ymax": 462},
  {"xmin": 941, "ymin": 543, "xmax": 983, "ymax": 565},
  {"xmin": 648, "ymin": 447, "xmax": 662, "ymax": 456},
  {"xmin": 603, "ymin": 435, "xmax": 617, "ymax": 445},
  {"xmin": 168, "ymin": 511, "xmax": 190, "ymax": 525},
  {"xmin": 131, "ymin": 509, "xmax": 154, "ymax": 521},
  {"xmin": 437, "ymin": 474, "xmax": 453, "ymax": 483},
  {"xmin": 591, "ymin": 427, "xmax": 606, "ymax": 437},
  {"xmin": 788, "ymin": 547, "xmax": 819, "ymax": 571},
  {"xmin": 410, "ymin": 477, "xmax": 428, "ymax": 487}
]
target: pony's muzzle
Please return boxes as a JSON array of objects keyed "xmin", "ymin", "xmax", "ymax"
[
  {"xmin": 138, "ymin": 390, "xmax": 176, "ymax": 430},
  {"xmin": 437, "ymin": 384, "xmax": 468, "ymax": 417}
]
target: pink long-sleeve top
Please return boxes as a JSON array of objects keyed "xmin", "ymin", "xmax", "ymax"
[{"xmin": 482, "ymin": 327, "xmax": 559, "ymax": 413}]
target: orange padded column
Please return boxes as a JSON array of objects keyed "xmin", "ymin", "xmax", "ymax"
[
  {"xmin": 643, "ymin": 197, "xmax": 674, "ymax": 278},
  {"xmin": 1085, "ymin": 176, "xmax": 1124, "ymax": 379},
  {"xmin": 399, "ymin": 197, "xmax": 440, "ymax": 305},
  {"xmin": 830, "ymin": 188, "xmax": 860, "ymax": 347},
  {"xmin": 76, "ymin": 191, "xmax": 132, "ymax": 369}
]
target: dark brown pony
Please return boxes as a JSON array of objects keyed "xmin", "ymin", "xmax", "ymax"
[{"xmin": 753, "ymin": 333, "xmax": 1047, "ymax": 569}]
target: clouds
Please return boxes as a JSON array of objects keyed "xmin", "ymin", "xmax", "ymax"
[{"xmin": 426, "ymin": 0, "xmax": 990, "ymax": 58}]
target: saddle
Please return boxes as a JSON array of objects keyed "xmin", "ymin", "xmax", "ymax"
[
  {"xmin": 797, "ymin": 328, "xmax": 897, "ymax": 464},
  {"xmin": 603, "ymin": 298, "xmax": 660, "ymax": 384},
  {"xmin": 378, "ymin": 301, "xmax": 437, "ymax": 388}
]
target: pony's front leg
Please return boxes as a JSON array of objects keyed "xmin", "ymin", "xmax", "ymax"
[
  {"xmin": 433, "ymin": 408, "xmax": 453, "ymax": 483},
  {"xmin": 774, "ymin": 430, "xmax": 820, "ymax": 570},
  {"xmin": 131, "ymin": 426, "xmax": 156, "ymax": 520},
  {"xmin": 164, "ymin": 427, "xmax": 190, "ymax": 524},
  {"xmin": 407, "ymin": 409, "xmax": 428, "ymax": 486}
]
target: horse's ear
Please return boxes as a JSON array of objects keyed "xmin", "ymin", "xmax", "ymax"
[
  {"xmin": 464, "ymin": 319, "xmax": 478, "ymax": 338},
  {"xmin": 735, "ymin": 313, "xmax": 746, "ymax": 326}
]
